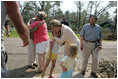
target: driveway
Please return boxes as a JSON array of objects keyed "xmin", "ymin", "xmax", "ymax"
[{"xmin": 4, "ymin": 38, "xmax": 117, "ymax": 78}]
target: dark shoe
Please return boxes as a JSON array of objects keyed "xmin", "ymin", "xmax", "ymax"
[
  {"xmin": 91, "ymin": 72, "xmax": 98, "ymax": 78},
  {"xmin": 28, "ymin": 65, "xmax": 35, "ymax": 69},
  {"xmin": 33, "ymin": 63, "xmax": 38, "ymax": 67},
  {"xmin": 81, "ymin": 70, "xmax": 85, "ymax": 75},
  {"xmin": 48, "ymin": 76, "xmax": 54, "ymax": 78}
]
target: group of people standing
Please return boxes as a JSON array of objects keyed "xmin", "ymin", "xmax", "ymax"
[
  {"xmin": 26, "ymin": 11, "xmax": 103, "ymax": 78},
  {"xmin": 26, "ymin": 11, "xmax": 80, "ymax": 78},
  {"xmin": 1, "ymin": 1, "xmax": 103, "ymax": 78}
]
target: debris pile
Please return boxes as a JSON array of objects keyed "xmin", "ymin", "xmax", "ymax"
[{"xmin": 97, "ymin": 58, "xmax": 117, "ymax": 78}]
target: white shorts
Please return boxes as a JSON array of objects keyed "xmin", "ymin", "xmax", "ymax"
[{"xmin": 36, "ymin": 41, "xmax": 49, "ymax": 54}]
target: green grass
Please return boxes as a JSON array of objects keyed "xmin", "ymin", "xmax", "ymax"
[
  {"xmin": 4, "ymin": 29, "xmax": 80, "ymax": 39},
  {"xmin": 4, "ymin": 30, "xmax": 116, "ymax": 42},
  {"xmin": 4, "ymin": 29, "xmax": 19, "ymax": 38},
  {"xmin": 48, "ymin": 32, "xmax": 53, "ymax": 39},
  {"xmin": 76, "ymin": 33, "xmax": 80, "ymax": 39}
]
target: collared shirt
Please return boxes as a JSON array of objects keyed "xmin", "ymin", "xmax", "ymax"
[
  {"xmin": 80, "ymin": 23, "xmax": 103, "ymax": 41},
  {"xmin": 30, "ymin": 20, "xmax": 50, "ymax": 44},
  {"xmin": 54, "ymin": 24, "xmax": 80, "ymax": 49}
]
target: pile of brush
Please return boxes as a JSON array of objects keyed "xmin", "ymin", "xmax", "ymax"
[{"xmin": 97, "ymin": 58, "xmax": 117, "ymax": 78}]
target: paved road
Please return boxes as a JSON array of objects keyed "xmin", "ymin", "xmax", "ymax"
[{"xmin": 4, "ymin": 38, "xmax": 117, "ymax": 78}]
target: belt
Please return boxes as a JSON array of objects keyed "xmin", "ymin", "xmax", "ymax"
[{"xmin": 84, "ymin": 40, "xmax": 96, "ymax": 43}]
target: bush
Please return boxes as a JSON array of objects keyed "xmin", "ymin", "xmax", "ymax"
[
  {"xmin": 101, "ymin": 27, "xmax": 117, "ymax": 40},
  {"xmin": 103, "ymin": 33, "xmax": 117, "ymax": 40}
]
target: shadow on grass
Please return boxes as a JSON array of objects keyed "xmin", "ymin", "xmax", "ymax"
[{"xmin": 9, "ymin": 66, "xmax": 41, "ymax": 78}]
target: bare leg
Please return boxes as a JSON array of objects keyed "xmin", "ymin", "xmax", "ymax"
[
  {"xmin": 32, "ymin": 45, "xmax": 36, "ymax": 65},
  {"xmin": 41, "ymin": 59, "xmax": 51, "ymax": 78},
  {"xmin": 38, "ymin": 53, "xmax": 43, "ymax": 71},
  {"xmin": 42, "ymin": 52, "xmax": 46, "ymax": 70},
  {"xmin": 49, "ymin": 60, "xmax": 56, "ymax": 77}
]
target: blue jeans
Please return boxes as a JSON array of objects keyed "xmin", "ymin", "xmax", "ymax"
[{"xmin": 61, "ymin": 69, "xmax": 73, "ymax": 78}]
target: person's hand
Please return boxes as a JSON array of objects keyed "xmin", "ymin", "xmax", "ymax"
[
  {"xmin": 80, "ymin": 44, "xmax": 83, "ymax": 50},
  {"xmin": 37, "ymin": 22, "xmax": 44, "ymax": 26},
  {"xmin": 19, "ymin": 26, "xmax": 29, "ymax": 47},
  {"xmin": 37, "ymin": 22, "xmax": 44, "ymax": 29},
  {"xmin": 58, "ymin": 30, "xmax": 61, "ymax": 38},
  {"xmin": 6, "ymin": 32, "xmax": 10, "ymax": 37},
  {"xmin": 98, "ymin": 45, "xmax": 102, "ymax": 51},
  {"xmin": 21, "ymin": 40, "xmax": 29, "ymax": 47}
]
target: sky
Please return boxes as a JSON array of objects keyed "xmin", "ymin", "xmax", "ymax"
[
  {"xmin": 60, "ymin": 1, "xmax": 117, "ymax": 18},
  {"xmin": 60, "ymin": 1, "xmax": 77, "ymax": 12}
]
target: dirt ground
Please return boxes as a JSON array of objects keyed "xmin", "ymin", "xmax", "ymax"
[{"xmin": 4, "ymin": 38, "xmax": 117, "ymax": 78}]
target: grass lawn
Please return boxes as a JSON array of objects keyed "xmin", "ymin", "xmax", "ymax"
[
  {"xmin": 4, "ymin": 29, "xmax": 80, "ymax": 39},
  {"xmin": 4, "ymin": 30, "xmax": 19, "ymax": 38}
]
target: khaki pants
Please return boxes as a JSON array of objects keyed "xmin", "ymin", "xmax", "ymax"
[
  {"xmin": 27, "ymin": 39, "xmax": 36, "ymax": 65},
  {"xmin": 81, "ymin": 42, "xmax": 98, "ymax": 73}
]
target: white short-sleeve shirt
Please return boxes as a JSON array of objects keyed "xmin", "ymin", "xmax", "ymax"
[{"xmin": 61, "ymin": 56, "xmax": 75, "ymax": 71}]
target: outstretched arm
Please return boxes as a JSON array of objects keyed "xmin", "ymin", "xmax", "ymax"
[
  {"xmin": 4, "ymin": 1, "xmax": 29, "ymax": 47},
  {"xmin": 28, "ymin": 22, "xmax": 44, "ymax": 30}
]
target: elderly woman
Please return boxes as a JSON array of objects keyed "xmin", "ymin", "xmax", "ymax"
[{"xmin": 49, "ymin": 19, "xmax": 80, "ymax": 55}]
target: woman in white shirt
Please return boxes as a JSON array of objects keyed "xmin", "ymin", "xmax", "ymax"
[{"xmin": 49, "ymin": 19, "xmax": 80, "ymax": 55}]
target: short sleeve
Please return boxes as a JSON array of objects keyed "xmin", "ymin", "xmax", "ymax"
[{"xmin": 61, "ymin": 56, "xmax": 67, "ymax": 63}]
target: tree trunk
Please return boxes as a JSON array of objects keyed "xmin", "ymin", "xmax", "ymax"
[
  {"xmin": 83, "ymin": 2, "xmax": 90, "ymax": 25},
  {"xmin": 113, "ymin": 15, "xmax": 117, "ymax": 40},
  {"xmin": 78, "ymin": 1, "xmax": 81, "ymax": 29}
]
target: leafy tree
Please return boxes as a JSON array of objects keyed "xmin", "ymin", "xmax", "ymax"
[
  {"xmin": 97, "ymin": 12, "xmax": 110, "ymax": 25},
  {"xmin": 19, "ymin": 1, "xmax": 35, "ymax": 23},
  {"xmin": 64, "ymin": 11, "xmax": 70, "ymax": 22},
  {"xmin": 19, "ymin": 1, "xmax": 62, "ymax": 24}
]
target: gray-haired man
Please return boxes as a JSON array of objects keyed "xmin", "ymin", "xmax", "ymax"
[{"xmin": 80, "ymin": 15, "xmax": 103, "ymax": 78}]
